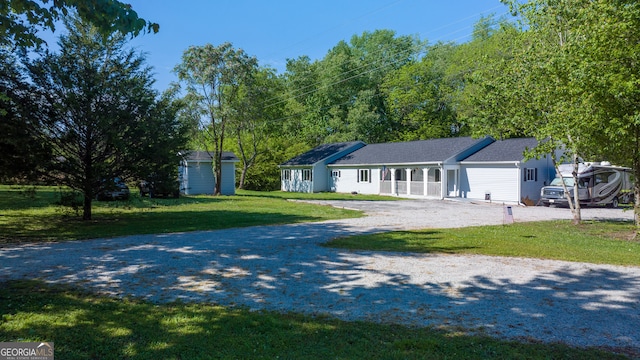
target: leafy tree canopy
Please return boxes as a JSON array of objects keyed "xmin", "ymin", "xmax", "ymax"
[
  {"xmin": 1, "ymin": 0, "xmax": 158, "ymax": 49},
  {"xmin": 0, "ymin": 50, "xmax": 52, "ymax": 182},
  {"xmin": 27, "ymin": 16, "xmax": 185, "ymax": 219},
  {"xmin": 175, "ymin": 42, "xmax": 259, "ymax": 195}
]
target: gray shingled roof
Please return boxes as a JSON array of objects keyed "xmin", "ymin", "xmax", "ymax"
[
  {"xmin": 461, "ymin": 138, "xmax": 538, "ymax": 162},
  {"xmin": 182, "ymin": 151, "xmax": 239, "ymax": 162},
  {"xmin": 280, "ymin": 141, "xmax": 364, "ymax": 166},
  {"xmin": 331, "ymin": 137, "xmax": 489, "ymax": 165}
]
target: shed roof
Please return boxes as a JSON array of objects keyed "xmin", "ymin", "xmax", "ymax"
[
  {"xmin": 461, "ymin": 138, "xmax": 538, "ymax": 162},
  {"xmin": 330, "ymin": 137, "xmax": 490, "ymax": 165},
  {"xmin": 181, "ymin": 151, "xmax": 239, "ymax": 162},
  {"xmin": 280, "ymin": 141, "xmax": 365, "ymax": 166}
]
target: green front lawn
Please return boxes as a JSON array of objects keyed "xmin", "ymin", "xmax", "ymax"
[
  {"xmin": 0, "ymin": 280, "xmax": 627, "ymax": 360},
  {"xmin": 2, "ymin": 186, "xmax": 638, "ymax": 358},
  {"xmin": 325, "ymin": 220, "xmax": 640, "ymax": 266},
  {"xmin": 0, "ymin": 186, "xmax": 364, "ymax": 243}
]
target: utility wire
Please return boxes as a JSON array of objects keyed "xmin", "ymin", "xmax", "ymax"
[
  {"xmin": 262, "ymin": 8, "xmax": 510, "ymax": 113},
  {"xmin": 255, "ymin": 10, "xmax": 511, "ymax": 127}
]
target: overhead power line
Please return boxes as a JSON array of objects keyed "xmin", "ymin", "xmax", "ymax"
[{"xmin": 261, "ymin": 7, "xmax": 510, "ymax": 114}]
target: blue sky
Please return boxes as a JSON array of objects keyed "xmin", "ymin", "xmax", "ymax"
[{"xmin": 60, "ymin": 0, "xmax": 512, "ymax": 92}]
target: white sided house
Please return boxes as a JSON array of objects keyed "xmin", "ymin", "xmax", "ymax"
[
  {"xmin": 179, "ymin": 151, "xmax": 239, "ymax": 195},
  {"xmin": 328, "ymin": 137, "xmax": 494, "ymax": 199},
  {"xmin": 280, "ymin": 141, "xmax": 365, "ymax": 193},
  {"xmin": 280, "ymin": 137, "xmax": 557, "ymax": 204},
  {"xmin": 459, "ymin": 138, "xmax": 556, "ymax": 204}
]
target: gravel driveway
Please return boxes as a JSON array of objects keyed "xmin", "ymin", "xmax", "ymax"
[{"xmin": 1, "ymin": 199, "xmax": 639, "ymax": 354}]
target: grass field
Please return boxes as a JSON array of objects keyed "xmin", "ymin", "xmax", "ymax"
[
  {"xmin": 0, "ymin": 280, "xmax": 628, "ymax": 359},
  {"xmin": 0, "ymin": 186, "xmax": 371, "ymax": 243},
  {"xmin": 1, "ymin": 185, "xmax": 637, "ymax": 358},
  {"xmin": 325, "ymin": 220, "xmax": 640, "ymax": 266}
]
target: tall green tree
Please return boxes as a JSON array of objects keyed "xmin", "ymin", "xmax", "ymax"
[
  {"xmin": 0, "ymin": 50, "xmax": 51, "ymax": 181},
  {"xmin": 280, "ymin": 30, "xmax": 425, "ymax": 145},
  {"xmin": 121, "ymin": 88, "xmax": 192, "ymax": 191},
  {"xmin": 327, "ymin": 30, "xmax": 426, "ymax": 143},
  {"xmin": 382, "ymin": 42, "xmax": 464, "ymax": 141},
  {"xmin": 452, "ymin": 17, "xmax": 524, "ymax": 139},
  {"xmin": 1, "ymin": 0, "xmax": 158, "ymax": 49},
  {"xmin": 228, "ymin": 67, "xmax": 285, "ymax": 189},
  {"xmin": 468, "ymin": 3, "xmax": 598, "ymax": 224},
  {"xmin": 27, "ymin": 17, "xmax": 179, "ymax": 220},
  {"xmin": 1, "ymin": 1, "xmax": 158, "ymax": 187},
  {"xmin": 280, "ymin": 56, "xmax": 325, "ymax": 145},
  {"xmin": 175, "ymin": 42, "xmax": 258, "ymax": 195},
  {"xmin": 562, "ymin": 0, "xmax": 640, "ymax": 226}
]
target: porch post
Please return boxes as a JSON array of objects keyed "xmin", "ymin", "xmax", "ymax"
[
  {"xmin": 423, "ymin": 167, "xmax": 429, "ymax": 197},
  {"xmin": 390, "ymin": 168, "xmax": 397, "ymax": 195},
  {"xmin": 405, "ymin": 168, "xmax": 411, "ymax": 195},
  {"xmin": 441, "ymin": 167, "xmax": 446, "ymax": 199},
  {"xmin": 454, "ymin": 169, "xmax": 459, "ymax": 196}
]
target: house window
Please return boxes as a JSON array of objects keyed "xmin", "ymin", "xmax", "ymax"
[
  {"xmin": 283, "ymin": 169, "xmax": 291, "ymax": 181},
  {"xmin": 302, "ymin": 169, "xmax": 312, "ymax": 181},
  {"xmin": 358, "ymin": 169, "xmax": 371, "ymax": 183},
  {"xmin": 331, "ymin": 170, "xmax": 341, "ymax": 178},
  {"xmin": 524, "ymin": 168, "xmax": 538, "ymax": 182}
]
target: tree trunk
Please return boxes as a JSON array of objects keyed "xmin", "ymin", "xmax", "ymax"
[
  {"xmin": 634, "ymin": 161, "xmax": 640, "ymax": 239},
  {"xmin": 214, "ymin": 119, "xmax": 226, "ymax": 196},
  {"xmin": 82, "ymin": 143, "xmax": 93, "ymax": 220},
  {"xmin": 238, "ymin": 164, "xmax": 248, "ymax": 190},
  {"xmin": 215, "ymin": 166, "xmax": 222, "ymax": 195},
  {"xmin": 632, "ymin": 128, "xmax": 640, "ymax": 237},
  {"xmin": 214, "ymin": 149, "xmax": 222, "ymax": 196},
  {"xmin": 552, "ymin": 154, "xmax": 581, "ymax": 225},
  {"xmin": 571, "ymin": 153, "xmax": 582, "ymax": 225},
  {"xmin": 83, "ymin": 195, "xmax": 92, "ymax": 220}
]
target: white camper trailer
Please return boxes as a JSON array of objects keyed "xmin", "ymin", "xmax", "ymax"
[{"xmin": 540, "ymin": 162, "xmax": 633, "ymax": 207}]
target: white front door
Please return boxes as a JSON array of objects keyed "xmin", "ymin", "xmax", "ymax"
[{"xmin": 447, "ymin": 169, "xmax": 457, "ymax": 197}]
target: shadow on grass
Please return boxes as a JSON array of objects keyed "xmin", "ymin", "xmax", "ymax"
[
  {"xmin": 0, "ymin": 188, "xmax": 362, "ymax": 243},
  {"xmin": 0, "ymin": 209, "xmax": 337, "ymax": 243},
  {"xmin": 0, "ymin": 280, "xmax": 628, "ymax": 359},
  {"xmin": 0, "ymin": 186, "xmax": 228, "ymax": 212},
  {"xmin": 325, "ymin": 230, "xmax": 480, "ymax": 254},
  {"xmin": 322, "ymin": 230, "xmax": 478, "ymax": 254},
  {"xmin": 1, "ymin": 221, "xmax": 638, "ymax": 357}
]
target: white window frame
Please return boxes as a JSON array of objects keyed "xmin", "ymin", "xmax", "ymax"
[
  {"xmin": 358, "ymin": 169, "xmax": 371, "ymax": 183},
  {"xmin": 282, "ymin": 169, "xmax": 291, "ymax": 181},
  {"xmin": 524, "ymin": 168, "xmax": 538, "ymax": 182},
  {"xmin": 302, "ymin": 168, "xmax": 312, "ymax": 181},
  {"xmin": 331, "ymin": 170, "xmax": 341, "ymax": 178}
]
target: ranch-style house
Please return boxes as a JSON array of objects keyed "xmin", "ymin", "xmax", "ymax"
[{"xmin": 279, "ymin": 136, "xmax": 557, "ymax": 205}]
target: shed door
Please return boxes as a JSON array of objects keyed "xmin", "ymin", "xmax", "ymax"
[{"xmin": 186, "ymin": 162, "xmax": 215, "ymax": 195}]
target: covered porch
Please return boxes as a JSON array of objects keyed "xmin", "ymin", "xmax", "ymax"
[{"xmin": 380, "ymin": 167, "xmax": 451, "ymax": 198}]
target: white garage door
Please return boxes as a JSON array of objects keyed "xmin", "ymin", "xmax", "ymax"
[{"xmin": 464, "ymin": 165, "xmax": 519, "ymax": 203}]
